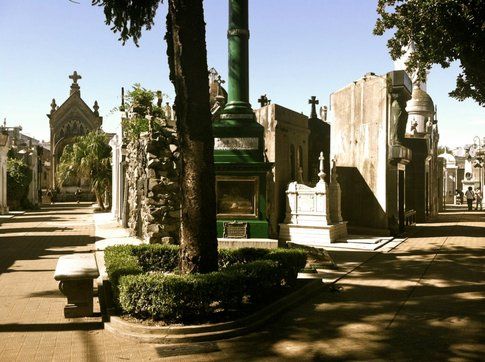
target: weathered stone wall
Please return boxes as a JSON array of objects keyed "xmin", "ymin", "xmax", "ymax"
[{"xmin": 125, "ymin": 127, "xmax": 180, "ymax": 244}]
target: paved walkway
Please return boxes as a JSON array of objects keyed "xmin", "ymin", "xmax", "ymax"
[{"xmin": 0, "ymin": 205, "xmax": 484, "ymax": 361}]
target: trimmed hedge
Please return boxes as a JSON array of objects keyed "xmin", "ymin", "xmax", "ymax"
[
  {"xmin": 104, "ymin": 245, "xmax": 307, "ymax": 323},
  {"xmin": 118, "ymin": 261, "xmax": 279, "ymax": 321},
  {"xmin": 104, "ymin": 245, "xmax": 143, "ymax": 296},
  {"xmin": 131, "ymin": 244, "xmax": 179, "ymax": 273}
]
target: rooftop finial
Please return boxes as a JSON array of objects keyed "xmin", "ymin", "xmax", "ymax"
[
  {"xmin": 50, "ymin": 99, "xmax": 57, "ymax": 114},
  {"xmin": 69, "ymin": 71, "xmax": 82, "ymax": 96},
  {"xmin": 309, "ymin": 96, "xmax": 319, "ymax": 119},
  {"xmin": 258, "ymin": 94, "xmax": 269, "ymax": 108},
  {"xmin": 69, "ymin": 71, "xmax": 81, "ymax": 84},
  {"xmin": 318, "ymin": 152, "xmax": 326, "ymax": 182},
  {"xmin": 93, "ymin": 101, "xmax": 99, "ymax": 116}
]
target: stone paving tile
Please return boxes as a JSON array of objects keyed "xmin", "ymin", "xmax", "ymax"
[{"xmin": 0, "ymin": 205, "xmax": 484, "ymax": 361}]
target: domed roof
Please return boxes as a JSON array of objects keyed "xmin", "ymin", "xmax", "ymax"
[
  {"xmin": 438, "ymin": 151, "xmax": 456, "ymax": 166},
  {"xmin": 406, "ymin": 85, "xmax": 434, "ymax": 115}
]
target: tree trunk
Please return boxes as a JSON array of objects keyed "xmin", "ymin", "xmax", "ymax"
[
  {"xmin": 95, "ymin": 190, "xmax": 105, "ymax": 210},
  {"xmin": 166, "ymin": 0, "xmax": 218, "ymax": 273}
]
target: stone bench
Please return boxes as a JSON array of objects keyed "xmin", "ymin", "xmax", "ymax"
[{"xmin": 54, "ymin": 253, "xmax": 100, "ymax": 318}]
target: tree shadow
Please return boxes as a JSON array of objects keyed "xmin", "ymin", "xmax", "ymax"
[
  {"xmin": 0, "ymin": 207, "xmax": 94, "ymax": 274},
  {"xmin": 0, "ymin": 322, "xmax": 103, "ymax": 333},
  {"xmin": 198, "ymin": 211, "xmax": 485, "ymax": 361}
]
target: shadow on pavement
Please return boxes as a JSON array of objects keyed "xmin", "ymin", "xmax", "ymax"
[
  {"xmin": 201, "ymin": 210, "xmax": 485, "ymax": 361},
  {"xmin": 0, "ymin": 322, "xmax": 104, "ymax": 333}
]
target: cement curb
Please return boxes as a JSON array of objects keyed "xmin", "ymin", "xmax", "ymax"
[{"xmin": 103, "ymin": 278, "xmax": 325, "ymax": 344}]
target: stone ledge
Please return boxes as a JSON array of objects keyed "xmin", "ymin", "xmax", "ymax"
[
  {"xmin": 103, "ymin": 278, "xmax": 324, "ymax": 343},
  {"xmin": 217, "ymin": 238, "xmax": 279, "ymax": 249}
]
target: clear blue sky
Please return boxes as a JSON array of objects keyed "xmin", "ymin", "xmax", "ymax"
[{"xmin": 1, "ymin": 0, "xmax": 483, "ymax": 147}]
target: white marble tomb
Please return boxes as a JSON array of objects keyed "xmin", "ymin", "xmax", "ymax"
[{"xmin": 279, "ymin": 153, "xmax": 347, "ymax": 246}]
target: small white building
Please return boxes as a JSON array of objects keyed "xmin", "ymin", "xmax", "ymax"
[{"xmin": 438, "ymin": 152, "xmax": 458, "ymax": 204}]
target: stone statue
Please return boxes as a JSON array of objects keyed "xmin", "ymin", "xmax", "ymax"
[
  {"xmin": 156, "ymin": 91, "xmax": 163, "ymax": 108},
  {"xmin": 164, "ymin": 102, "xmax": 172, "ymax": 120},
  {"xmin": 50, "ymin": 99, "xmax": 57, "ymax": 114},
  {"xmin": 320, "ymin": 106, "xmax": 328, "ymax": 122},
  {"xmin": 390, "ymin": 94, "xmax": 402, "ymax": 145},
  {"xmin": 331, "ymin": 158, "xmax": 338, "ymax": 183}
]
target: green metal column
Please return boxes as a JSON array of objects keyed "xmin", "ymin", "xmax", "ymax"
[{"xmin": 221, "ymin": 0, "xmax": 253, "ymax": 119}]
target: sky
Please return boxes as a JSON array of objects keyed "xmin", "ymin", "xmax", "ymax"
[{"xmin": 1, "ymin": 0, "xmax": 483, "ymax": 148}]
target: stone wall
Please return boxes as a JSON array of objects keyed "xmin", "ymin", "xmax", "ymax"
[{"xmin": 125, "ymin": 126, "xmax": 180, "ymax": 244}]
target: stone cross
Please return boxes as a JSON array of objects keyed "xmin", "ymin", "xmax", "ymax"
[
  {"xmin": 309, "ymin": 96, "xmax": 319, "ymax": 119},
  {"xmin": 69, "ymin": 71, "xmax": 82, "ymax": 84},
  {"xmin": 216, "ymin": 74, "xmax": 225, "ymax": 86},
  {"xmin": 318, "ymin": 152, "xmax": 326, "ymax": 182},
  {"xmin": 258, "ymin": 94, "xmax": 269, "ymax": 107}
]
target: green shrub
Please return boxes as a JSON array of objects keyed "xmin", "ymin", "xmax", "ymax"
[
  {"xmin": 267, "ymin": 249, "xmax": 307, "ymax": 285},
  {"xmin": 105, "ymin": 244, "xmax": 308, "ymax": 322},
  {"xmin": 218, "ymin": 247, "xmax": 270, "ymax": 269},
  {"xmin": 131, "ymin": 244, "xmax": 179, "ymax": 273},
  {"xmin": 104, "ymin": 245, "xmax": 143, "ymax": 296},
  {"xmin": 118, "ymin": 260, "xmax": 279, "ymax": 322},
  {"xmin": 225, "ymin": 260, "xmax": 281, "ymax": 301},
  {"xmin": 6, "ymin": 157, "xmax": 32, "ymax": 210}
]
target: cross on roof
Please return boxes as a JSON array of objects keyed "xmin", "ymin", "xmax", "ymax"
[
  {"xmin": 216, "ymin": 75, "xmax": 225, "ymax": 86},
  {"xmin": 258, "ymin": 94, "xmax": 269, "ymax": 107},
  {"xmin": 69, "ymin": 71, "xmax": 82, "ymax": 84},
  {"xmin": 309, "ymin": 96, "xmax": 319, "ymax": 119}
]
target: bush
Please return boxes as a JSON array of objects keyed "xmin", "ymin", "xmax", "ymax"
[
  {"xmin": 7, "ymin": 157, "xmax": 32, "ymax": 210},
  {"xmin": 218, "ymin": 247, "xmax": 270, "ymax": 268},
  {"xmin": 131, "ymin": 244, "xmax": 179, "ymax": 273},
  {"xmin": 104, "ymin": 244, "xmax": 308, "ymax": 323},
  {"xmin": 104, "ymin": 245, "xmax": 143, "ymax": 297},
  {"xmin": 267, "ymin": 249, "xmax": 307, "ymax": 286},
  {"xmin": 118, "ymin": 260, "xmax": 279, "ymax": 322}
]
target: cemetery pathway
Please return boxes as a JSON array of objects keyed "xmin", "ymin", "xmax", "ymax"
[
  {"xmin": 0, "ymin": 204, "xmax": 172, "ymax": 361},
  {"xmin": 207, "ymin": 208, "xmax": 485, "ymax": 361},
  {"xmin": 0, "ymin": 205, "xmax": 483, "ymax": 361}
]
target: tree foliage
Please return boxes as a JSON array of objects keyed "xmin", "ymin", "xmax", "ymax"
[
  {"xmin": 92, "ymin": 0, "xmax": 160, "ymax": 45},
  {"xmin": 121, "ymin": 84, "xmax": 167, "ymax": 141},
  {"xmin": 374, "ymin": 0, "xmax": 485, "ymax": 106},
  {"xmin": 7, "ymin": 157, "xmax": 32, "ymax": 210},
  {"xmin": 57, "ymin": 130, "xmax": 112, "ymax": 209}
]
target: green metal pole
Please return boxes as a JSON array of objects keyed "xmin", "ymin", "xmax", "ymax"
[{"xmin": 221, "ymin": 0, "xmax": 254, "ymax": 120}]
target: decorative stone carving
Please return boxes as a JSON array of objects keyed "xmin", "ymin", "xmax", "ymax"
[{"xmin": 279, "ymin": 152, "xmax": 347, "ymax": 246}]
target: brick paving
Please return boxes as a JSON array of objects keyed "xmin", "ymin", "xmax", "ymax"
[
  {"xmin": 0, "ymin": 205, "xmax": 484, "ymax": 361},
  {"xmin": 0, "ymin": 204, "xmax": 163, "ymax": 361}
]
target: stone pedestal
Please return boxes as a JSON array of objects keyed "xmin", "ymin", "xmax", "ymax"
[
  {"xmin": 213, "ymin": 0, "xmax": 271, "ymax": 238},
  {"xmin": 59, "ymin": 279, "xmax": 94, "ymax": 318}
]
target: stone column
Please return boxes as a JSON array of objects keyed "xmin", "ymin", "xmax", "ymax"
[
  {"xmin": 109, "ymin": 133, "xmax": 121, "ymax": 221},
  {"xmin": 221, "ymin": 0, "xmax": 253, "ymax": 120}
]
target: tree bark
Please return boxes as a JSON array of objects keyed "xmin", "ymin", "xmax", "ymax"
[{"xmin": 166, "ymin": 0, "xmax": 218, "ymax": 273}]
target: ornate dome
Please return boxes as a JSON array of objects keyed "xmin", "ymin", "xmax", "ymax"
[
  {"xmin": 438, "ymin": 152, "xmax": 456, "ymax": 167},
  {"xmin": 406, "ymin": 85, "xmax": 434, "ymax": 116}
]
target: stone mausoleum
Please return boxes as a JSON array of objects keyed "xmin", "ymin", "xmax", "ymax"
[
  {"xmin": 330, "ymin": 68, "xmax": 441, "ymax": 235},
  {"xmin": 48, "ymin": 71, "xmax": 102, "ymax": 196}
]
